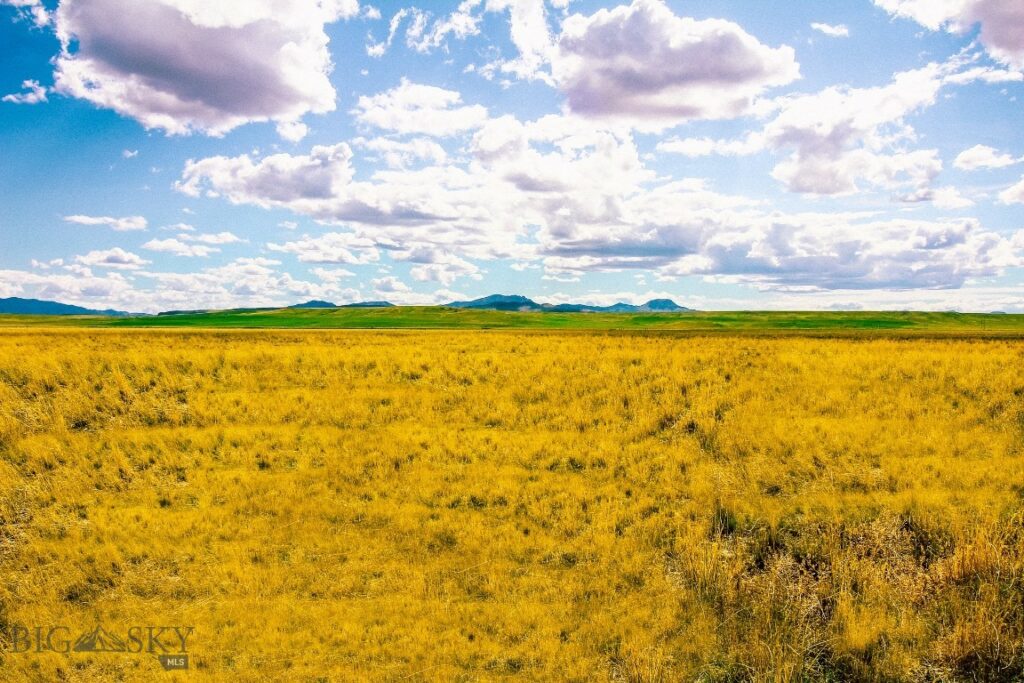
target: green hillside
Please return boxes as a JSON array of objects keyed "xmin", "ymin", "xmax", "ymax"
[{"xmin": 2, "ymin": 307, "xmax": 1024, "ymax": 335}]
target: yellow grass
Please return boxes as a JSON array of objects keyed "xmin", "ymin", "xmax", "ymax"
[{"xmin": 0, "ymin": 329, "xmax": 1022, "ymax": 681}]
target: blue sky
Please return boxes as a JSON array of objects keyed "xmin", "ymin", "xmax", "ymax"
[{"xmin": 1, "ymin": 0, "xmax": 1023, "ymax": 312}]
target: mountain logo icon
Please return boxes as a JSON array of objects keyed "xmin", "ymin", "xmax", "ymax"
[{"xmin": 73, "ymin": 625, "xmax": 128, "ymax": 653}]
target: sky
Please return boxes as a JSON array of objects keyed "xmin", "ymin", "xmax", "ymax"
[{"xmin": 1, "ymin": 0, "xmax": 1023, "ymax": 313}]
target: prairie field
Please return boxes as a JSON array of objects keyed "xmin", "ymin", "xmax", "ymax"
[{"xmin": 1, "ymin": 329, "xmax": 1023, "ymax": 681}]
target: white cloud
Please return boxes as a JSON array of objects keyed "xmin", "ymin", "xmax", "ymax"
[
  {"xmin": 944, "ymin": 64, "xmax": 1024, "ymax": 85},
  {"xmin": 177, "ymin": 113, "xmax": 653, "ymax": 275},
  {"xmin": 529, "ymin": 169, "xmax": 1023, "ymax": 292},
  {"xmin": 999, "ymin": 176, "xmax": 1024, "ymax": 204},
  {"xmin": 929, "ymin": 185, "xmax": 975, "ymax": 209},
  {"xmin": 655, "ymin": 57, "xmax": 1017, "ymax": 197},
  {"xmin": 176, "ymin": 141, "xmax": 525, "ymax": 262},
  {"xmin": 366, "ymin": 7, "xmax": 410, "ymax": 57},
  {"xmin": 411, "ymin": 0, "xmax": 483, "ymax": 53},
  {"xmin": 666, "ymin": 62, "xmax": 957, "ymax": 197},
  {"xmin": 365, "ymin": 277, "xmax": 462, "ymax": 305},
  {"xmin": 311, "ymin": 266, "xmax": 356, "ymax": 282},
  {"xmin": 762, "ymin": 63, "xmax": 947, "ymax": 195},
  {"xmin": 874, "ymin": 0, "xmax": 1024, "ymax": 68},
  {"xmin": 483, "ymin": 0, "xmax": 557, "ymax": 82},
  {"xmin": 657, "ymin": 135, "xmax": 763, "ymax": 158},
  {"xmin": 50, "ymin": 0, "xmax": 360, "ymax": 138},
  {"xmin": 351, "ymin": 79, "xmax": 488, "ymax": 136},
  {"xmin": 140, "ymin": 256, "xmax": 360, "ymax": 309},
  {"xmin": 267, "ymin": 232, "xmax": 380, "ymax": 264},
  {"xmin": 399, "ymin": 245, "xmax": 482, "ymax": 285},
  {"xmin": 954, "ymin": 144, "xmax": 1020, "ymax": 170},
  {"xmin": 276, "ymin": 120, "xmax": 310, "ymax": 143},
  {"xmin": 122, "ymin": 149, "xmax": 139, "ymax": 159},
  {"xmin": 2, "ymin": 79, "xmax": 47, "ymax": 104},
  {"xmin": 0, "ymin": 268, "xmax": 135, "ymax": 307},
  {"xmin": 372, "ymin": 275, "xmax": 410, "ymax": 293},
  {"xmin": 142, "ymin": 238, "xmax": 219, "ymax": 257},
  {"xmin": 366, "ymin": 0, "xmax": 556, "ymax": 85},
  {"xmin": 1, "ymin": 0, "xmax": 49, "ymax": 26},
  {"xmin": 655, "ymin": 214, "xmax": 1023, "ymax": 291},
  {"xmin": 811, "ymin": 22, "xmax": 849, "ymax": 37},
  {"xmin": 177, "ymin": 107, "xmax": 1024, "ymax": 293},
  {"xmin": 76, "ymin": 248, "xmax": 150, "ymax": 269},
  {"xmin": 551, "ymin": 0, "xmax": 800, "ymax": 129},
  {"xmin": 184, "ymin": 231, "xmax": 243, "ymax": 245},
  {"xmin": 176, "ymin": 144, "xmax": 356, "ymax": 206},
  {"xmin": 686, "ymin": 286, "xmax": 1024, "ymax": 313},
  {"xmin": 367, "ymin": 1, "xmax": 483, "ymax": 57},
  {"xmin": 64, "ymin": 214, "xmax": 148, "ymax": 231},
  {"xmin": 353, "ymin": 136, "xmax": 448, "ymax": 168}
]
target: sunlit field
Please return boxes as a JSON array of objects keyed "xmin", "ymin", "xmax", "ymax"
[{"xmin": 1, "ymin": 329, "xmax": 1023, "ymax": 681}]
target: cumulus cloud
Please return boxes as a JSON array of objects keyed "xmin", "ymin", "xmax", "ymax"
[
  {"xmin": 267, "ymin": 233, "xmax": 380, "ymax": 265},
  {"xmin": 142, "ymin": 238, "xmax": 219, "ymax": 257},
  {"xmin": 49, "ymin": 0, "xmax": 360, "ymax": 137},
  {"xmin": 0, "ymin": 255, "xmax": 386, "ymax": 314},
  {"xmin": 364, "ymin": 277, "xmax": 462, "ymax": 305},
  {"xmin": 657, "ymin": 56, "xmax": 1021, "ymax": 198},
  {"xmin": 762, "ymin": 64, "xmax": 948, "ymax": 195},
  {"xmin": 398, "ymin": 245, "xmax": 482, "ymax": 285},
  {"xmin": 0, "ymin": 268, "xmax": 137, "ymax": 308},
  {"xmin": 372, "ymin": 275, "xmax": 410, "ymax": 293},
  {"xmin": 874, "ymin": 0, "xmax": 1024, "ymax": 68},
  {"xmin": 999, "ymin": 176, "xmax": 1024, "ymax": 204},
  {"xmin": 353, "ymin": 136, "xmax": 448, "ymax": 168},
  {"xmin": 176, "ymin": 137, "xmax": 527, "ymax": 266},
  {"xmin": 141, "ymin": 256, "xmax": 364, "ymax": 308},
  {"xmin": 276, "ymin": 120, "xmax": 310, "ymax": 143},
  {"xmin": 537, "ymin": 181, "xmax": 1024, "ymax": 291},
  {"xmin": 351, "ymin": 79, "xmax": 488, "ymax": 136},
  {"xmin": 176, "ymin": 144, "xmax": 357, "ymax": 207},
  {"xmin": 1, "ymin": 0, "xmax": 49, "ymax": 26},
  {"xmin": 657, "ymin": 62, "xmax": 960, "ymax": 197},
  {"xmin": 2, "ymin": 79, "xmax": 48, "ymax": 104},
  {"xmin": 76, "ymin": 248, "xmax": 150, "ymax": 269},
  {"xmin": 929, "ymin": 185, "xmax": 975, "ymax": 209},
  {"xmin": 811, "ymin": 22, "xmax": 849, "ymax": 37},
  {"xmin": 954, "ymin": 144, "xmax": 1021, "ymax": 170},
  {"xmin": 176, "ymin": 113, "xmax": 656, "ymax": 279},
  {"xmin": 311, "ymin": 266, "xmax": 356, "ymax": 281},
  {"xmin": 64, "ymin": 214, "xmax": 148, "ymax": 231},
  {"xmin": 656, "ymin": 135, "xmax": 763, "ymax": 158},
  {"xmin": 184, "ymin": 231, "xmax": 243, "ymax": 245},
  {"xmin": 551, "ymin": 0, "xmax": 799, "ymax": 129},
  {"xmin": 649, "ymin": 213, "xmax": 1021, "ymax": 291},
  {"xmin": 176, "ymin": 107, "xmax": 1024, "ymax": 293}
]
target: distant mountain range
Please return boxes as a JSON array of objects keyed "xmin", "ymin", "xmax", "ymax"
[
  {"xmin": 0, "ymin": 297, "xmax": 136, "ymax": 317},
  {"xmin": 445, "ymin": 294, "xmax": 693, "ymax": 313},
  {"xmin": 0, "ymin": 295, "xmax": 693, "ymax": 317}
]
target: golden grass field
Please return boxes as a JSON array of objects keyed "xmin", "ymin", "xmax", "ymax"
[{"xmin": 1, "ymin": 329, "xmax": 1023, "ymax": 681}]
